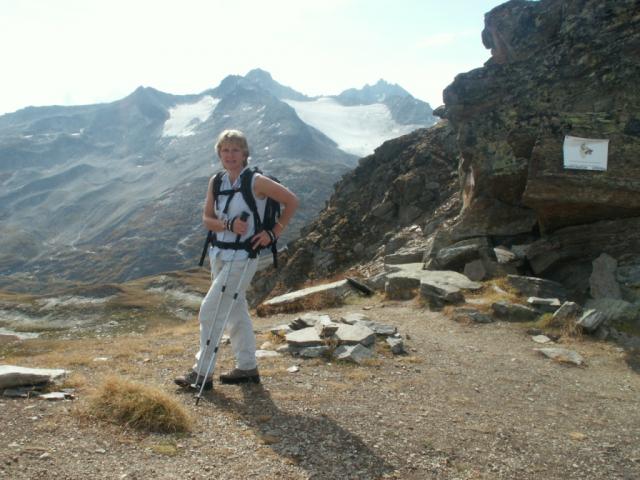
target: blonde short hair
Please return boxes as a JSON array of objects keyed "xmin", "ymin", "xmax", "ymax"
[{"xmin": 215, "ymin": 129, "xmax": 250, "ymax": 167}]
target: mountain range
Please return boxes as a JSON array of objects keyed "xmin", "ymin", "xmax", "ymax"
[{"xmin": 0, "ymin": 69, "xmax": 437, "ymax": 291}]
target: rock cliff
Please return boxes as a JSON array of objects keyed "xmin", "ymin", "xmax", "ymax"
[
  {"xmin": 436, "ymin": 0, "xmax": 640, "ymax": 298},
  {"xmin": 256, "ymin": 0, "xmax": 640, "ymax": 304}
]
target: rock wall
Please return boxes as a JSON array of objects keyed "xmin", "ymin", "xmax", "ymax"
[
  {"xmin": 431, "ymin": 0, "xmax": 640, "ymax": 299},
  {"xmin": 439, "ymin": 0, "xmax": 640, "ymax": 234}
]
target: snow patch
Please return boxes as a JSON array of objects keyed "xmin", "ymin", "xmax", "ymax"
[
  {"xmin": 37, "ymin": 295, "xmax": 113, "ymax": 310},
  {"xmin": 147, "ymin": 287, "xmax": 202, "ymax": 309},
  {"xmin": 285, "ymin": 97, "xmax": 423, "ymax": 157},
  {"xmin": 162, "ymin": 96, "xmax": 219, "ymax": 137}
]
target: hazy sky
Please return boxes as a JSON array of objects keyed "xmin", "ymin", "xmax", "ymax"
[{"xmin": 0, "ymin": 0, "xmax": 506, "ymax": 116}]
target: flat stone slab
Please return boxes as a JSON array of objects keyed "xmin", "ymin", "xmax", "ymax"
[
  {"xmin": 386, "ymin": 263, "xmax": 482, "ymax": 300},
  {"xmin": 334, "ymin": 324, "xmax": 376, "ymax": 347},
  {"xmin": 340, "ymin": 313, "xmax": 371, "ymax": 324},
  {"xmin": 368, "ymin": 323, "xmax": 398, "ymax": 336},
  {"xmin": 333, "ymin": 344, "xmax": 374, "ymax": 364},
  {"xmin": 259, "ymin": 280, "xmax": 353, "ymax": 315},
  {"xmin": 0, "ymin": 365, "xmax": 68, "ymax": 390},
  {"xmin": 535, "ymin": 348, "xmax": 584, "ymax": 366},
  {"xmin": 527, "ymin": 297, "xmax": 562, "ymax": 313},
  {"xmin": 285, "ymin": 327, "xmax": 323, "ymax": 347},
  {"xmin": 298, "ymin": 313, "xmax": 331, "ymax": 326}
]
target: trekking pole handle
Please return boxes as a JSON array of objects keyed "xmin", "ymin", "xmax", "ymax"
[{"xmin": 236, "ymin": 211, "xmax": 250, "ymax": 243}]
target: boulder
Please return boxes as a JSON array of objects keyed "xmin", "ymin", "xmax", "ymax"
[
  {"xmin": 590, "ymin": 253, "xmax": 622, "ymax": 299},
  {"xmin": 385, "ymin": 276, "xmax": 421, "ymax": 300},
  {"xmin": 420, "ymin": 281, "xmax": 464, "ymax": 308},
  {"xmin": 576, "ymin": 309, "xmax": 606, "ymax": 333},
  {"xmin": 386, "ymin": 263, "xmax": 482, "ymax": 302},
  {"xmin": 0, "ymin": 365, "xmax": 68, "ymax": 390},
  {"xmin": 524, "ymin": 218, "xmax": 640, "ymax": 296},
  {"xmin": 585, "ymin": 298, "xmax": 639, "ymax": 324},
  {"xmin": 464, "ymin": 259, "xmax": 487, "ymax": 281},
  {"xmin": 552, "ymin": 301, "xmax": 582, "ymax": 323},
  {"xmin": 506, "ymin": 275, "xmax": 567, "ymax": 300}
]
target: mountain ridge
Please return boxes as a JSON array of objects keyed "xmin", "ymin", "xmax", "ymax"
[{"xmin": 0, "ymin": 69, "xmax": 435, "ymax": 292}]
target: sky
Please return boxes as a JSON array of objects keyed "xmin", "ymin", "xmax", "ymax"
[{"xmin": 0, "ymin": 0, "xmax": 507, "ymax": 116}]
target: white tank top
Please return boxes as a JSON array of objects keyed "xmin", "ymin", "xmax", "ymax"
[{"xmin": 210, "ymin": 167, "xmax": 267, "ymax": 262}]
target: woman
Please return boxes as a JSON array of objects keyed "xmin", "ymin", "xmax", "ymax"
[{"xmin": 175, "ymin": 129, "xmax": 298, "ymax": 389}]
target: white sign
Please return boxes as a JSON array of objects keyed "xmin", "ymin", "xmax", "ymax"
[{"xmin": 563, "ymin": 135, "xmax": 609, "ymax": 171}]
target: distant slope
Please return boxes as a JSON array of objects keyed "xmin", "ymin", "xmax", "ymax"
[{"xmin": 0, "ymin": 69, "xmax": 434, "ymax": 292}]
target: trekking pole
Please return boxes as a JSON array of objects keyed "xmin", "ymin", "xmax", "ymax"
[
  {"xmin": 194, "ymin": 211, "xmax": 249, "ymax": 403},
  {"xmin": 195, "ymin": 248, "xmax": 258, "ymax": 404}
]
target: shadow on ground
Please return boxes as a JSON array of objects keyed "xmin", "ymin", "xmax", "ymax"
[
  {"xmin": 204, "ymin": 384, "xmax": 395, "ymax": 479},
  {"xmin": 624, "ymin": 347, "xmax": 640, "ymax": 373}
]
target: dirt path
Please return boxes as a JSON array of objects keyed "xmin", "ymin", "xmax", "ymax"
[{"xmin": 1, "ymin": 298, "xmax": 639, "ymax": 479}]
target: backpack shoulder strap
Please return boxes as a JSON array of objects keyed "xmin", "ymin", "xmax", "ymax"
[
  {"xmin": 240, "ymin": 167, "xmax": 262, "ymax": 230},
  {"xmin": 212, "ymin": 170, "xmax": 225, "ymax": 210}
]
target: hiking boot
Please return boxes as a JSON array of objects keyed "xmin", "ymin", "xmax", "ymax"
[
  {"xmin": 174, "ymin": 371, "xmax": 213, "ymax": 390},
  {"xmin": 219, "ymin": 368, "xmax": 260, "ymax": 385}
]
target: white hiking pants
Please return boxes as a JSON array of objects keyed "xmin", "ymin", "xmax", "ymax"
[{"xmin": 194, "ymin": 256, "xmax": 259, "ymax": 375}]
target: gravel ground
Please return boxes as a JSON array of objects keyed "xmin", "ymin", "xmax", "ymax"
[{"xmin": 1, "ymin": 298, "xmax": 639, "ymax": 480}]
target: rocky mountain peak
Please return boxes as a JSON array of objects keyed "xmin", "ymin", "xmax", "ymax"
[
  {"xmin": 241, "ymin": 68, "xmax": 309, "ymax": 101},
  {"xmin": 336, "ymin": 79, "xmax": 412, "ymax": 106}
]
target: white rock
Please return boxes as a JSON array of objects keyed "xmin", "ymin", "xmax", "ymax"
[
  {"xmin": 0, "ymin": 365, "xmax": 68, "ymax": 389},
  {"xmin": 255, "ymin": 350, "xmax": 281, "ymax": 358},
  {"xmin": 532, "ymin": 335, "xmax": 552, "ymax": 344},
  {"xmin": 535, "ymin": 348, "xmax": 584, "ymax": 366}
]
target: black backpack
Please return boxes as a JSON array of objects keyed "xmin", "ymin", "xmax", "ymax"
[{"xmin": 198, "ymin": 167, "xmax": 282, "ymax": 267}]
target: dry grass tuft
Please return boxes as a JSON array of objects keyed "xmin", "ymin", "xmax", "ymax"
[
  {"xmin": 560, "ymin": 319, "xmax": 584, "ymax": 340},
  {"xmin": 61, "ymin": 372, "xmax": 88, "ymax": 390},
  {"xmin": 86, "ymin": 375, "xmax": 192, "ymax": 433},
  {"xmin": 536, "ymin": 313, "xmax": 583, "ymax": 340}
]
